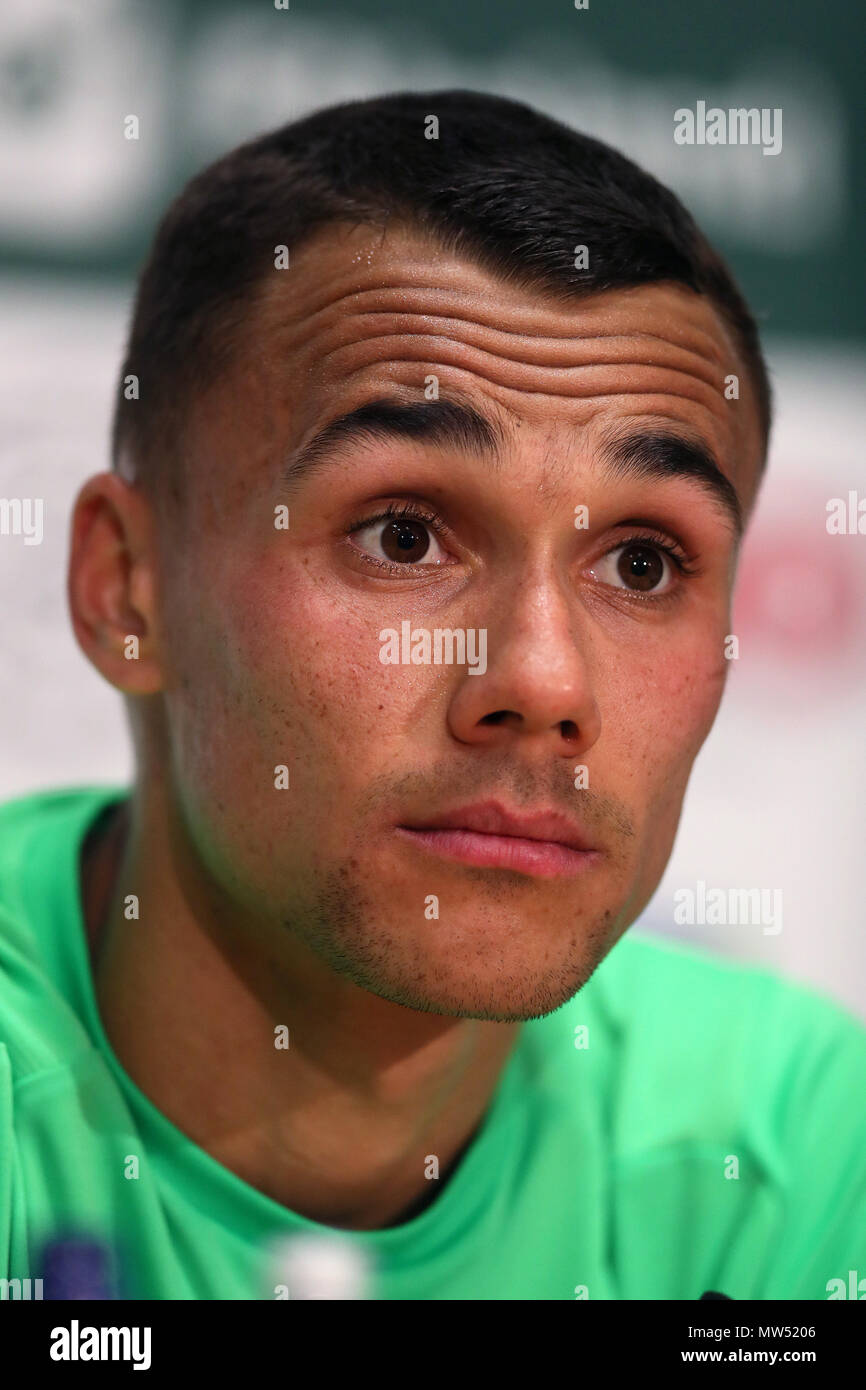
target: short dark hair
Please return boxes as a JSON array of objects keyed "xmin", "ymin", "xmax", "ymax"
[{"xmin": 111, "ymin": 88, "xmax": 771, "ymax": 490}]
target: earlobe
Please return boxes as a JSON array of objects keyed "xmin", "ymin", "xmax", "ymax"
[{"xmin": 67, "ymin": 472, "xmax": 164, "ymax": 695}]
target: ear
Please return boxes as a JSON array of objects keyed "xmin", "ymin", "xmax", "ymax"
[{"xmin": 67, "ymin": 472, "xmax": 164, "ymax": 695}]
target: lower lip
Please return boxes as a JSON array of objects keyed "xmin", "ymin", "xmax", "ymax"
[{"xmin": 395, "ymin": 826, "xmax": 601, "ymax": 879}]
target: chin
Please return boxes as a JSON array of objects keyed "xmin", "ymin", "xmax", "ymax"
[
  {"xmin": 303, "ymin": 868, "xmax": 624, "ymax": 1018},
  {"xmin": 352, "ymin": 941, "xmax": 612, "ymax": 1022}
]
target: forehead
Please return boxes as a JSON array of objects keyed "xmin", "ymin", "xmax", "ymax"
[{"xmin": 204, "ymin": 220, "xmax": 763, "ymax": 509}]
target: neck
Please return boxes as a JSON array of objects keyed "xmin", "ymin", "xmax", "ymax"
[{"xmin": 82, "ymin": 783, "xmax": 520, "ymax": 1229}]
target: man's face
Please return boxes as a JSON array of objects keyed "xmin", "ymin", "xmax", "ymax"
[{"xmin": 149, "ymin": 221, "xmax": 763, "ymax": 1022}]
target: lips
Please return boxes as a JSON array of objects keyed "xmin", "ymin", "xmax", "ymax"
[{"xmin": 395, "ymin": 800, "xmax": 600, "ymax": 879}]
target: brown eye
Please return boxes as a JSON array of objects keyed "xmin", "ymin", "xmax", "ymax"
[
  {"xmin": 381, "ymin": 518, "xmax": 430, "ymax": 563},
  {"xmin": 592, "ymin": 542, "xmax": 674, "ymax": 594},
  {"xmin": 617, "ymin": 544, "xmax": 665, "ymax": 591},
  {"xmin": 350, "ymin": 512, "xmax": 450, "ymax": 569}
]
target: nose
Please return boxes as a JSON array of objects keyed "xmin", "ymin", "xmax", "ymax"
[{"xmin": 447, "ymin": 573, "xmax": 602, "ymax": 758}]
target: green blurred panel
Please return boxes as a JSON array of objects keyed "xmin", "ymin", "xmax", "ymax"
[{"xmin": 0, "ymin": 0, "xmax": 862, "ymax": 340}]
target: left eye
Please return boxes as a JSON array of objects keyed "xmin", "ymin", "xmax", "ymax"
[
  {"xmin": 592, "ymin": 543, "xmax": 674, "ymax": 593},
  {"xmin": 352, "ymin": 516, "xmax": 449, "ymax": 566}
]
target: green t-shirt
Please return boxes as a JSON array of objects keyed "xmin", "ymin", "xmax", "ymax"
[{"xmin": 1, "ymin": 786, "xmax": 864, "ymax": 1300}]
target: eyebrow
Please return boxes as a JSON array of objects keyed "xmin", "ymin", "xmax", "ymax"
[
  {"xmin": 280, "ymin": 396, "xmax": 506, "ymax": 495},
  {"xmin": 600, "ymin": 429, "xmax": 743, "ymax": 538},
  {"xmin": 280, "ymin": 394, "xmax": 743, "ymax": 537}
]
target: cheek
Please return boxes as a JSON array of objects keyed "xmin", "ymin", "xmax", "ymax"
[
  {"xmin": 163, "ymin": 556, "xmax": 410, "ymax": 819},
  {"xmin": 155, "ymin": 556, "xmax": 409, "ymax": 908},
  {"xmin": 596, "ymin": 625, "xmax": 728, "ymax": 915},
  {"xmin": 604, "ymin": 623, "xmax": 728, "ymax": 808}
]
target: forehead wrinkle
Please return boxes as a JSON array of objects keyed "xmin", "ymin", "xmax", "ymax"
[
  {"xmin": 306, "ymin": 316, "xmax": 724, "ymax": 389},
  {"xmin": 252, "ymin": 249, "xmax": 758, "ymax": 497},
  {"xmin": 284, "ymin": 290, "xmax": 728, "ymax": 374},
  {"xmin": 316, "ymin": 339, "xmax": 725, "ymax": 415},
  {"xmin": 273, "ymin": 268, "xmax": 730, "ymax": 359},
  {"xmin": 346, "ymin": 297, "xmax": 725, "ymax": 346}
]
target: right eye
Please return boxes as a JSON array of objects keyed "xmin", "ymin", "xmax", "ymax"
[{"xmin": 349, "ymin": 510, "xmax": 451, "ymax": 568}]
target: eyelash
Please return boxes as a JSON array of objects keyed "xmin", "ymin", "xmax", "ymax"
[
  {"xmin": 346, "ymin": 501, "xmax": 699, "ymax": 587},
  {"xmin": 609, "ymin": 528, "xmax": 699, "ymax": 577},
  {"xmin": 345, "ymin": 501, "xmax": 453, "ymax": 574}
]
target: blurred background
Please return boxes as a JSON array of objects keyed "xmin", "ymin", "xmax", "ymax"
[{"xmin": 1, "ymin": 0, "xmax": 864, "ymax": 1016}]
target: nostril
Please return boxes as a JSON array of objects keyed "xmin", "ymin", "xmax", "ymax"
[{"xmin": 480, "ymin": 710, "xmax": 512, "ymax": 726}]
